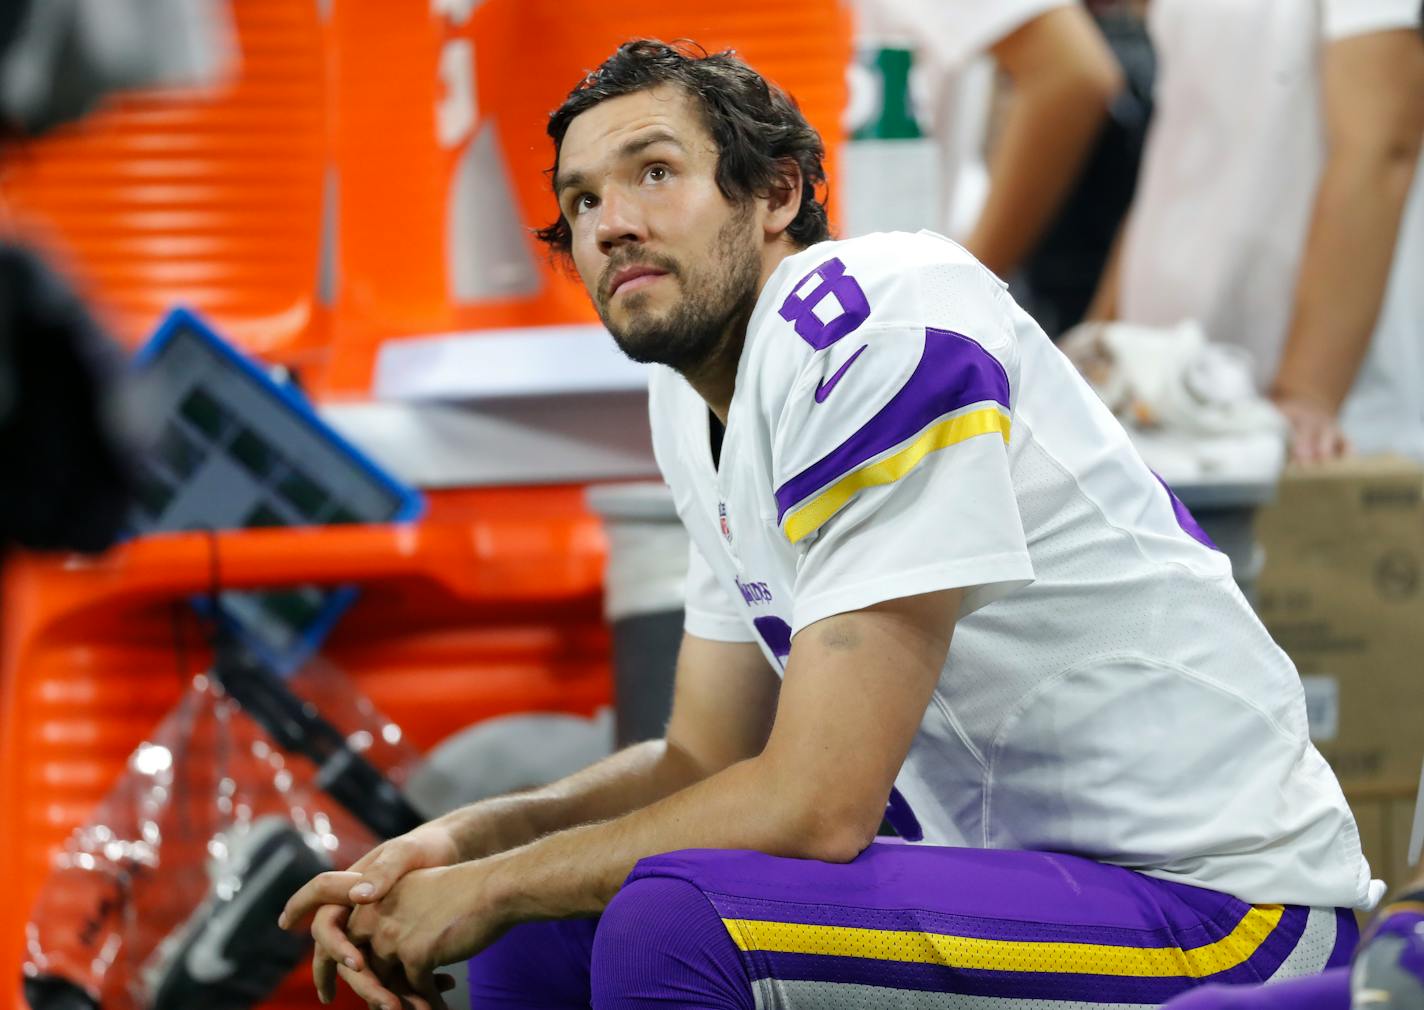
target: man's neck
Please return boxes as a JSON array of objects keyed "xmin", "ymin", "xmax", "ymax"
[
  {"xmin": 684, "ymin": 238, "xmax": 800, "ymax": 423},
  {"xmin": 681, "ymin": 322, "xmax": 745, "ymax": 425}
]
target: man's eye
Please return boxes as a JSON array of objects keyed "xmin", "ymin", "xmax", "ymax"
[
  {"xmin": 574, "ymin": 193, "xmax": 597, "ymax": 214},
  {"xmin": 645, "ymin": 165, "xmax": 668, "ymax": 183}
]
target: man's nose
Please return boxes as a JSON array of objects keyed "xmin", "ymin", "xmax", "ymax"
[{"xmin": 595, "ymin": 188, "xmax": 647, "ymax": 253}]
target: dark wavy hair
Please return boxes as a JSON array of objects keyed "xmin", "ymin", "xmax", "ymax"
[{"xmin": 535, "ymin": 40, "xmax": 831, "ymax": 258}]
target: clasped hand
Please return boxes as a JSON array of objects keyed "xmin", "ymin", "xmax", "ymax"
[{"xmin": 279, "ymin": 859, "xmax": 503, "ymax": 1010}]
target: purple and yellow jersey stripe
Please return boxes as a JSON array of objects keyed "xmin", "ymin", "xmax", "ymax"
[{"xmin": 775, "ymin": 328, "xmax": 1012, "ymax": 545}]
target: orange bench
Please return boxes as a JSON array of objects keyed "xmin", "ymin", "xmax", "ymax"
[{"xmin": 1, "ymin": 487, "xmax": 610, "ymax": 1010}]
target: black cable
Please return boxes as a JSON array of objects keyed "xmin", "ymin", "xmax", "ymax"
[
  {"xmin": 169, "ymin": 601, "xmax": 189, "ymax": 685},
  {"xmin": 165, "ymin": 525, "xmax": 227, "ymax": 857},
  {"xmin": 186, "ymin": 524, "xmax": 423, "ymax": 840},
  {"xmin": 168, "ymin": 524, "xmax": 226, "ymax": 680},
  {"xmin": 202, "ymin": 524, "xmax": 222, "ymax": 619}
]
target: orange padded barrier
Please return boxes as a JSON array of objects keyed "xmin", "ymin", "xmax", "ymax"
[
  {"xmin": 0, "ymin": 0, "xmax": 851, "ymax": 397},
  {"xmin": 320, "ymin": 0, "xmax": 854, "ymax": 395},
  {"xmin": 0, "ymin": 0, "xmax": 331, "ymax": 367},
  {"xmin": 0, "ymin": 487, "xmax": 611, "ymax": 1010}
]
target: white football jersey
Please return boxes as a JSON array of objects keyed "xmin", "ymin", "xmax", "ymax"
[{"xmin": 649, "ymin": 231, "xmax": 1377, "ymax": 909}]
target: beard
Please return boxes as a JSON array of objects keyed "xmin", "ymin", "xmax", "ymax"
[{"xmin": 597, "ymin": 204, "xmax": 761, "ymax": 376}]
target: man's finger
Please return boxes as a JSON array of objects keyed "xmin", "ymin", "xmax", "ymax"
[
  {"xmin": 350, "ymin": 841, "xmax": 415, "ymax": 903},
  {"xmin": 1330, "ymin": 425, "xmax": 1350, "ymax": 460},
  {"xmin": 312, "ymin": 918, "xmax": 341, "ymax": 1005},
  {"xmin": 347, "ymin": 902, "xmax": 379, "ymax": 948},
  {"xmin": 418, "ymin": 981, "xmax": 450, "ymax": 1010},
  {"xmin": 403, "ymin": 961, "xmax": 450, "ymax": 1010},
  {"xmin": 1292, "ymin": 417, "xmax": 1324, "ymax": 464},
  {"xmin": 369, "ymin": 954, "xmax": 439, "ymax": 1010},
  {"xmin": 279, "ymin": 870, "xmax": 364, "ymax": 930},
  {"xmin": 312, "ymin": 905, "xmax": 360, "ymax": 1001},
  {"xmin": 1315, "ymin": 432, "xmax": 1336, "ymax": 463},
  {"xmin": 335, "ymin": 960, "xmax": 404, "ymax": 1010},
  {"xmin": 312, "ymin": 945, "xmax": 334, "ymax": 1005},
  {"xmin": 345, "ymin": 843, "xmax": 384, "ymax": 874},
  {"xmin": 313, "ymin": 904, "xmax": 365, "ymax": 973}
]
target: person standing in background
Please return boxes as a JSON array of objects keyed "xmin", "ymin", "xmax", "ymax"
[
  {"xmin": 1017, "ymin": 0, "xmax": 1156, "ymax": 337},
  {"xmin": 852, "ymin": 0, "xmax": 1123, "ymax": 278},
  {"xmin": 1092, "ymin": 0, "xmax": 1424, "ymax": 464}
]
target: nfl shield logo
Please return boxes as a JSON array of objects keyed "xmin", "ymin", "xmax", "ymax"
[{"xmin": 719, "ymin": 501, "xmax": 732, "ymax": 543}]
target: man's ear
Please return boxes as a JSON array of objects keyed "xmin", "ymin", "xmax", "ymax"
[{"xmin": 763, "ymin": 158, "xmax": 804, "ymax": 238}]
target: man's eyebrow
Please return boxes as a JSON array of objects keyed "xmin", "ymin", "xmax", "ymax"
[
  {"xmin": 554, "ymin": 168, "xmax": 588, "ymax": 197},
  {"xmin": 555, "ymin": 130, "xmax": 686, "ymax": 196},
  {"xmin": 617, "ymin": 129, "xmax": 683, "ymax": 159}
]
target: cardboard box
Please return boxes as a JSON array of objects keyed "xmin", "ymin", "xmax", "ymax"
[{"xmin": 1254, "ymin": 457, "xmax": 1424, "ymax": 891}]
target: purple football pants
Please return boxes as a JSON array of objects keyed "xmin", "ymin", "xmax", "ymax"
[
  {"xmin": 468, "ymin": 842, "xmax": 1356, "ymax": 1009},
  {"xmin": 1159, "ymin": 970, "xmax": 1349, "ymax": 1010},
  {"xmin": 1162, "ymin": 902, "xmax": 1424, "ymax": 1010}
]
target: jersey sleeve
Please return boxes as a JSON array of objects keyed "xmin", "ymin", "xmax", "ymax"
[
  {"xmin": 1322, "ymin": 0, "xmax": 1419, "ymax": 40},
  {"xmin": 769, "ymin": 268, "xmax": 1034, "ymax": 635},
  {"xmin": 682, "ymin": 537, "xmax": 756, "ymax": 642},
  {"xmin": 855, "ymin": 0, "xmax": 1072, "ymax": 70}
]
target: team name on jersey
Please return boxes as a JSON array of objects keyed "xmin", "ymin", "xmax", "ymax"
[{"xmin": 735, "ymin": 576, "xmax": 774, "ymax": 605}]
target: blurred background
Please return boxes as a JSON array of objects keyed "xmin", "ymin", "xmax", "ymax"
[{"xmin": 0, "ymin": 1, "xmax": 1419, "ymax": 1009}]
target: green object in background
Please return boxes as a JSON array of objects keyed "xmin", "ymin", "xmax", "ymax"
[
  {"xmin": 842, "ymin": 43, "xmax": 939, "ymax": 237},
  {"xmin": 852, "ymin": 47, "xmax": 922, "ymax": 141}
]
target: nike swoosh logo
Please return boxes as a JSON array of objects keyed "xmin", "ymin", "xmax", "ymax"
[
  {"xmin": 186, "ymin": 840, "xmax": 300, "ymax": 983},
  {"xmin": 814, "ymin": 344, "xmax": 868, "ymax": 403}
]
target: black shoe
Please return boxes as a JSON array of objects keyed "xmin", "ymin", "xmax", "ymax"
[
  {"xmin": 21, "ymin": 974, "xmax": 99, "ymax": 1010},
  {"xmin": 142, "ymin": 815, "xmax": 328, "ymax": 1010}
]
